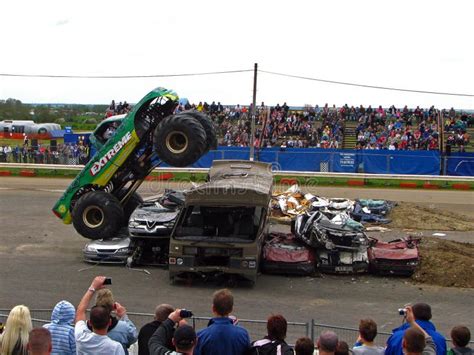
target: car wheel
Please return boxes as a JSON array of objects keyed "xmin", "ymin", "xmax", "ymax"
[
  {"xmin": 184, "ymin": 110, "xmax": 217, "ymax": 152},
  {"xmin": 72, "ymin": 191, "xmax": 124, "ymax": 240},
  {"xmin": 153, "ymin": 113, "xmax": 207, "ymax": 167}
]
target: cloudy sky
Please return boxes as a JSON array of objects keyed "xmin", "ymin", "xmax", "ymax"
[{"xmin": 0, "ymin": 0, "xmax": 473, "ymax": 109}]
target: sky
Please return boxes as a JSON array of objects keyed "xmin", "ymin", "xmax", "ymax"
[{"xmin": 0, "ymin": 0, "xmax": 473, "ymax": 109}]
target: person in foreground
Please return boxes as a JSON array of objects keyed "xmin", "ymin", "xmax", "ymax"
[
  {"xmin": 148, "ymin": 308, "xmax": 197, "ymax": 355},
  {"xmin": 448, "ymin": 326, "xmax": 472, "ymax": 355},
  {"xmin": 28, "ymin": 328, "xmax": 52, "ymax": 355},
  {"xmin": 194, "ymin": 288, "xmax": 250, "ymax": 355},
  {"xmin": 385, "ymin": 303, "xmax": 446, "ymax": 355},
  {"xmin": 401, "ymin": 306, "xmax": 436, "ymax": 355},
  {"xmin": 74, "ymin": 276, "xmax": 125, "ymax": 355}
]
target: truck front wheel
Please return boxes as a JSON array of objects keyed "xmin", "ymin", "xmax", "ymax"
[
  {"xmin": 72, "ymin": 191, "xmax": 124, "ymax": 240},
  {"xmin": 153, "ymin": 113, "xmax": 207, "ymax": 167}
]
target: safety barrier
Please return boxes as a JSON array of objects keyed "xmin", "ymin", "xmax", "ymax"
[
  {"xmin": 1, "ymin": 162, "xmax": 474, "ymax": 182},
  {"xmin": 1, "ymin": 309, "xmax": 470, "ymax": 346}
]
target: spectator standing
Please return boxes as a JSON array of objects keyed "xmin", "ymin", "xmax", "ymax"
[
  {"xmin": 138, "ymin": 304, "xmax": 175, "ymax": 355},
  {"xmin": 43, "ymin": 300, "xmax": 76, "ymax": 355},
  {"xmin": 448, "ymin": 326, "xmax": 472, "ymax": 355},
  {"xmin": 317, "ymin": 331, "xmax": 339, "ymax": 355},
  {"xmin": 385, "ymin": 303, "xmax": 446, "ymax": 355},
  {"xmin": 401, "ymin": 306, "xmax": 436, "ymax": 355},
  {"xmin": 295, "ymin": 337, "xmax": 315, "ymax": 355},
  {"xmin": 249, "ymin": 314, "xmax": 294, "ymax": 354},
  {"xmin": 148, "ymin": 308, "xmax": 197, "ymax": 355},
  {"xmin": 74, "ymin": 276, "xmax": 125, "ymax": 355},
  {"xmin": 0, "ymin": 305, "xmax": 32, "ymax": 355},
  {"xmin": 352, "ymin": 319, "xmax": 384, "ymax": 355},
  {"xmin": 28, "ymin": 328, "xmax": 52, "ymax": 355},
  {"xmin": 335, "ymin": 341, "xmax": 351, "ymax": 355},
  {"xmin": 194, "ymin": 289, "xmax": 250, "ymax": 355},
  {"xmin": 94, "ymin": 288, "xmax": 138, "ymax": 354}
]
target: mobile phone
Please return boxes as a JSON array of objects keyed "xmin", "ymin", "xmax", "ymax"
[{"xmin": 103, "ymin": 277, "xmax": 112, "ymax": 285}]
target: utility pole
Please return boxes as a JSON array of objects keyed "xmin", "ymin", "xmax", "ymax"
[{"xmin": 249, "ymin": 63, "xmax": 258, "ymax": 161}]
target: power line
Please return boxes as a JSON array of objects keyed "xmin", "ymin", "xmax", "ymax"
[
  {"xmin": 259, "ymin": 69, "xmax": 474, "ymax": 97},
  {"xmin": 0, "ymin": 69, "xmax": 253, "ymax": 79}
]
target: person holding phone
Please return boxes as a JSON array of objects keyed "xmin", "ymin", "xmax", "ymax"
[{"xmin": 74, "ymin": 276, "xmax": 125, "ymax": 355}]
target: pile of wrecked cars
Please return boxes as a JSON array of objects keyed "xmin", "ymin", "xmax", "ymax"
[{"xmin": 265, "ymin": 185, "xmax": 420, "ymax": 276}]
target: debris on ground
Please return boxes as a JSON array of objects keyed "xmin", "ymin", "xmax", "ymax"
[{"xmin": 412, "ymin": 237, "xmax": 474, "ymax": 288}]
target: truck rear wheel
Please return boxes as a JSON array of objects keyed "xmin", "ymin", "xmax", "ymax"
[
  {"xmin": 153, "ymin": 113, "xmax": 207, "ymax": 167},
  {"xmin": 72, "ymin": 191, "xmax": 124, "ymax": 240},
  {"xmin": 185, "ymin": 111, "xmax": 217, "ymax": 152}
]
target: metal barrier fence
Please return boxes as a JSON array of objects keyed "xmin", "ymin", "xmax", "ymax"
[{"xmin": 2, "ymin": 309, "xmax": 471, "ymax": 347}]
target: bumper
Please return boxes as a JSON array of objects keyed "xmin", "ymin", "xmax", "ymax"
[
  {"xmin": 83, "ymin": 251, "xmax": 130, "ymax": 264},
  {"xmin": 262, "ymin": 260, "xmax": 315, "ymax": 275},
  {"xmin": 369, "ymin": 261, "xmax": 417, "ymax": 276},
  {"xmin": 317, "ymin": 262, "xmax": 369, "ymax": 274}
]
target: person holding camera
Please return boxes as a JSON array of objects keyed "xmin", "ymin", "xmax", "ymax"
[
  {"xmin": 401, "ymin": 306, "xmax": 436, "ymax": 355},
  {"xmin": 74, "ymin": 276, "xmax": 125, "ymax": 355},
  {"xmin": 148, "ymin": 309, "xmax": 197, "ymax": 355},
  {"xmin": 386, "ymin": 304, "xmax": 445, "ymax": 355}
]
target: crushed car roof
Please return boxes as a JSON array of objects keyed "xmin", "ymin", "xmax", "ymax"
[{"xmin": 185, "ymin": 160, "xmax": 273, "ymax": 207}]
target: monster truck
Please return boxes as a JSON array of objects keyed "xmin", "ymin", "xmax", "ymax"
[{"xmin": 52, "ymin": 87, "xmax": 216, "ymax": 240}]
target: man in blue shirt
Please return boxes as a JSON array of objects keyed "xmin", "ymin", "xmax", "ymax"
[
  {"xmin": 194, "ymin": 289, "xmax": 250, "ymax": 355},
  {"xmin": 385, "ymin": 303, "xmax": 446, "ymax": 355}
]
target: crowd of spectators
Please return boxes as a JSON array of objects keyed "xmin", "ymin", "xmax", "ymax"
[
  {"xmin": 444, "ymin": 109, "xmax": 471, "ymax": 153},
  {"xmin": 0, "ymin": 141, "xmax": 89, "ymax": 164},
  {"xmin": 105, "ymin": 100, "xmax": 132, "ymax": 118},
  {"xmin": 0, "ymin": 276, "xmax": 472, "ymax": 355}
]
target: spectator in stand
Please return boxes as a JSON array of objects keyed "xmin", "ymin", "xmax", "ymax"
[
  {"xmin": 295, "ymin": 337, "xmax": 315, "ymax": 355},
  {"xmin": 138, "ymin": 304, "xmax": 175, "ymax": 355},
  {"xmin": 94, "ymin": 288, "xmax": 138, "ymax": 354},
  {"xmin": 317, "ymin": 331, "xmax": 339, "ymax": 355},
  {"xmin": 194, "ymin": 289, "xmax": 250, "ymax": 355},
  {"xmin": 43, "ymin": 300, "xmax": 76, "ymax": 355},
  {"xmin": 352, "ymin": 319, "xmax": 384, "ymax": 355},
  {"xmin": 448, "ymin": 326, "xmax": 472, "ymax": 355},
  {"xmin": 385, "ymin": 303, "xmax": 446, "ymax": 355},
  {"xmin": 249, "ymin": 314, "xmax": 293, "ymax": 354},
  {"xmin": 0, "ymin": 305, "xmax": 32, "ymax": 355},
  {"xmin": 149, "ymin": 308, "xmax": 197, "ymax": 355},
  {"xmin": 74, "ymin": 276, "xmax": 125, "ymax": 355},
  {"xmin": 28, "ymin": 328, "xmax": 52, "ymax": 355}
]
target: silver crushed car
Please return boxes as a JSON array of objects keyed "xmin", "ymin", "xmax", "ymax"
[{"xmin": 83, "ymin": 237, "xmax": 132, "ymax": 264}]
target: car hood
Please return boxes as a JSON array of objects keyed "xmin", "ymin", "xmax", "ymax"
[
  {"xmin": 130, "ymin": 202, "xmax": 179, "ymax": 223},
  {"xmin": 85, "ymin": 237, "xmax": 130, "ymax": 250}
]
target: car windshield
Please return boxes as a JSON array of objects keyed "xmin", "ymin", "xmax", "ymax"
[{"xmin": 174, "ymin": 205, "xmax": 264, "ymax": 242}]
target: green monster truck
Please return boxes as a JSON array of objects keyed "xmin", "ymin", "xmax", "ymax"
[{"xmin": 52, "ymin": 87, "xmax": 216, "ymax": 240}]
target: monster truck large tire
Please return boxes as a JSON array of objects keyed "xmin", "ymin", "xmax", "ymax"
[
  {"xmin": 153, "ymin": 113, "xmax": 207, "ymax": 167},
  {"xmin": 185, "ymin": 111, "xmax": 218, "ymax": 152},
  {"xmin": 72, "ymin": 191, "xmax": 124, "ymax": 240}
]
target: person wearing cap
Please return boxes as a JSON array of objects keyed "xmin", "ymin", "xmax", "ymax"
[{"xmin": 148, "ymin": 309, "xmax": 197, "ymax": 355}]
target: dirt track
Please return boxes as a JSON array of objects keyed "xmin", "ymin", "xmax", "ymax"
[{"xmin": 0, "ymin": 177, "xmax": 473, "ymax": 338}]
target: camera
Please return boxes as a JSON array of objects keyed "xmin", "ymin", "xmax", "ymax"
[
  {"xmin": 103, "ymin": 277, "xmax": 112, "ymax": 285},
  {"xmin": 180, "ymin": 309, "xmax": 193, "ymax": 318},
  {"xmin": 398, "ymin": 308, "xmax": 407, "ymax": 316}
]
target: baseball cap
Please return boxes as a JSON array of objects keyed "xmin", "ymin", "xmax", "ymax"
[{"xmin": 174, "ymin": 325, "xmax": 196, "ymax": 348}]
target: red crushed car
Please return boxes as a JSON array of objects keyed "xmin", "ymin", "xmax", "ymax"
[
  {"xmin": 368, "ymin": 236, "xmax": 420, "ymax": 276},
  {"xmin": 262, "ymin": 233, "xmax": 316, "ymax": 275}
]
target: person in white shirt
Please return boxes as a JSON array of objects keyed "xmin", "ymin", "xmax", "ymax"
[{"xmin": 74, "ymin": 276, "xmax": 125, "ymax": 355}]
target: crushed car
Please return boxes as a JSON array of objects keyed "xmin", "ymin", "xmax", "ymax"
[
  {"xmin": 367, "ymin": 236, "xmax": 420, "ymax": 276},
  {"xmin": 261, "ymin": 232, "xmax": 316, "ymax": 276},
  {"xmin": 83, "ymin": 236, "xmax": 132, "ymax": 264},
  {"xmin": 53, "ymin": 86, "xmax": 216, "ymax": 240}
]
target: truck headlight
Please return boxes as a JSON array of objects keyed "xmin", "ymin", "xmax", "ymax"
[
  {"xmin": 248, "ymin": 260, "xmax": 257, "ymax": 269},
  {"xmin": 177, "ymin": 258, "xmax": 184, "ymax": 265}
]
